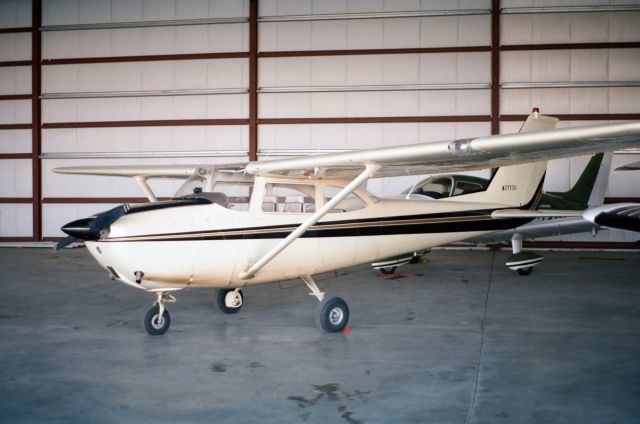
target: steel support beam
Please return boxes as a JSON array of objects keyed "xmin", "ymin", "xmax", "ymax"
[
  {"xmin": 32, "ymin": 0, "xmax": 42, "ymax": 241},
  {"xmin": 491, "ymin": 0, "xmax": 500, "ymax": 135},
  {"xmin": 249, "ymin": 0, "xmax": 258, "ymax": 162}
]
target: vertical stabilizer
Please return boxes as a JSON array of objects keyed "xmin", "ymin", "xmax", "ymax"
[
  {"xmin": 541, "ymin": 152, "xmax": 613, "ymax": 210},
  {"xmin": 446, "ymin": 110, "xmax": 558, "ymax": 207}
]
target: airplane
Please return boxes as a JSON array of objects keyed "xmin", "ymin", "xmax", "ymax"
[
  {"xmin": 53, "ymin": 111, "xmax": 640, "ymax": 335},
  {"xmin": 372, "ymin": 152, "xmax": 613, "ymax": 275}
]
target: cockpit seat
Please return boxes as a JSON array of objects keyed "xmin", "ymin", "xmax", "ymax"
[
  {"xmin": 284, "ymin": 195, "xmax": 304, "ymax": 213},
  {"xmin": 262, "ymin": 194, "xmax": 278, "ymax": 212}
]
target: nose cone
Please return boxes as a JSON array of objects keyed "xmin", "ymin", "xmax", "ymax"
[{"xmin": 61, "ymin": 217, "xmax": 101, "ymax": 240}]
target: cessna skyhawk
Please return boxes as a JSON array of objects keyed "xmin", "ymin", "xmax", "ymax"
[{"xmin": 54, "ymin": 112, "xmax": 640, "ymax": 335}]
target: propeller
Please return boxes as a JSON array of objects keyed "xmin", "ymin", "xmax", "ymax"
[{"xmin": 55, "ymin": 204, "xmax": 130, "ymax": 251}]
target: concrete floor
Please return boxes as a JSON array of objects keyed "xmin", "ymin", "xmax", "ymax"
[{"xmin": 1, "ymin": 248, "xmax": 639, "ymax": 424}]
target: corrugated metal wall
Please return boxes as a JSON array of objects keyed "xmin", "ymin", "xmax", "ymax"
[{"xmin": 1, "ymin": 0, "xmax": 639, "ymax": 245}]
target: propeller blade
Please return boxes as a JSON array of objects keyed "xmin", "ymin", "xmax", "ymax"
[
  {"xmin": 90, "ymin": 204, "xmax": 130, "ymax": 235},
  {"xmin": 54, "ymin": 235, "xmax": 78, "ymax": 251}
]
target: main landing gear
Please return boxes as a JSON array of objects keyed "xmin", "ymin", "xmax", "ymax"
[
  {"xmin": 302, "ymin": 275, "xmax": 350, "ymax": 333},
  {"xmin": 143, "ymin": 291, "xmax": 175, "ymax": 335}
]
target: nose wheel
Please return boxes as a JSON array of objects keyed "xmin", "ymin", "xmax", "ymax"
[
  {"xmin": 143, "ymin": 292, "xmax": 175, "ymax": 335},
  {"xmin": 216, "ymin": 288, "xmax": 244, "ymax": 314}
]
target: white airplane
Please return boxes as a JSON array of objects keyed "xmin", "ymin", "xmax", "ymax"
[
  {"xmin": 372, "ymin": 151, "xmax": 614, "ymax": 275},
  {"xmin": 53, "ymin": 112, "xmax": 640, "ymax": 335}
]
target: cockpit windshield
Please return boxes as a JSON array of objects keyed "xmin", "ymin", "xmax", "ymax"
[{"xmin": 173, "ymin": 173, "xmax": 255, "ymax": 211}]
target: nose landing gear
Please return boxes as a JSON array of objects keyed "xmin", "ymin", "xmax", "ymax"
[{"xmin": 143, "ymin": 292, "xmax": 176, "ymax": 335}]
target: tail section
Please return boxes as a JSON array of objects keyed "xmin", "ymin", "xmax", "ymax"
[
  {"xmin": 541, "ymin": 152, "xmax": 612, "ymax": 210},
  {"xmin": 445, "ymin": 110, "xmax": 558, "ymax": 207}
]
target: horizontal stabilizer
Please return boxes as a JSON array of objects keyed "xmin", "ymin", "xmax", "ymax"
[
  {"xmin": 583, "ymin": 204, "xmax": 640, "ymax": 232},
  {"xmin": 491, "ymin": 209, "xmax": 583, "ymax": 219}
]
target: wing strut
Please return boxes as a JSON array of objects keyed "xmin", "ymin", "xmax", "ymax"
[
  {"xmin": 134, "ymin": 176, "xmax": 158, "ymax": 202},
  {"xmin": 238, "ymin": 164, "xmax": 380, "ymax": 280}
]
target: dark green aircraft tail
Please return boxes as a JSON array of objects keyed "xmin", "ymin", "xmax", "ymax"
[{"xmin": 540, "ymin": 153, "xmax": 611, "ymax": 210}]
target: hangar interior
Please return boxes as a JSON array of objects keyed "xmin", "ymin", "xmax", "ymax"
[
  {"xmin": 2, "ymin": 2, "xmax": 640, "ymax": 424},
  {"xmin": 1, "ymin": 0, "xmax": 639, "ymax": 246}
]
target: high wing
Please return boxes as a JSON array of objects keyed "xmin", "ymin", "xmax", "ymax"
[
  {"xmin": 53, "ymin": 163, "xmax": 248, "ymax": 201},
  {"xmin": 53, "ymin": 163, "xmax": 246, "ymax": 178},
  {"xmin": 245, "ymin": 120, "xmax": 640, "ymax": 179},
  {"xmin": 54, "ymin": 118, "xmax": 640, "ymax": 182}
]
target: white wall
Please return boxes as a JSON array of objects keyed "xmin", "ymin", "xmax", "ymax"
[
  {"xmin": 1, "ymin": 0, "xmax": 639, "ymax": 243},
  {"xmin": 0, "ymin": 0, "xmax": 32, "ymax": 238}
]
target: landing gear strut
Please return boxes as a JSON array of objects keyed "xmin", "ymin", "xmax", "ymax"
[
  {"xmin": 302, "ymin": 275, "xmax": 349, "ymax": 333},
  {"xmin": 217, "ymin": 288, "xmax": 244, "ymax": 314},
  {"xmin": 143, "ymin": 291, "xmax": 175, "ymax": 335}
]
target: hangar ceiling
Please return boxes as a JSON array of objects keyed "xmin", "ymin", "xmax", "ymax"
[{"xmin": 0, "ymin": 0, "xmax": 639, "ymax": 245}]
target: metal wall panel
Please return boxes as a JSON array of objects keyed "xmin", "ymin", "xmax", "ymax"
[
  {"xmin": 42, "ymin": 0, "xmax": 248, "ymax": 25},
  {"xmin": 0, "ymin": 33, "xmax": 31, "ymax": 61},
  {"xmin": 0, "ymin": 100, "xmax": 31, "ymax": 125},
  {"xmin": 42, "ymin": 24, "xmax": 248, "ymax": 59},
  {"xmin": 0, "ymin": 0, "xmax": 32, "ymax": 28},
  {"xmin": 259, "ymin": 16, "xmax": 490, "ymax": 51},
  {"xmin": 42, "ymin": 59, "xmax": 248, "ymax": 92},
  {"xmin": 0, "ymin": 159, "xmax": 32, "ymax": 197},
  {"xmin": 41, "ymin": 94, "xmax": 248, "ymax": 122},
  {"xmin": 0, "ymin": 66, "xmax": 31, "ymax": 95},
  {"xmin": 0, "ymin": 130, "xmax": 32, "ymax": 153},
  {"xmin": 502, "ymin": 11, "xmax": 640, "ymax": 44},
  {"xmin": 501, "ymin": 87, "xmax": 640, "ymax": 115},
  {"xmin": 0, "ymin": 204, "xmax": 33, "ymax": 237},
  {"xmin": 42, "ymin": 125, "xmax": 248, "ymax": 154}
]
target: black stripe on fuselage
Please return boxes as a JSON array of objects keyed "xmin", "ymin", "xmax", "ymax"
[{"xmin": 103, "ymin": 211, "xmax": 532, "ymax": 242}]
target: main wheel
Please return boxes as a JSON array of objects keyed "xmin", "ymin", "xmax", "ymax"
[
  {"xmin": 317, "ymin": 297, "xmax": 349, "ymax": 333},
  {"xmin": 379, "ymin": 266, "xmax": 397, "ymax": 275},
  {"xmin": 217, "ymin": 289, "xmax": 243, "ymax": 314},
  {"xmin": 517, "ymin": 267, "xmax": 533, "ymax": 276},
  {"xmin": 144, "ymin": 305, "xmax": 171, "ymax": 335}
]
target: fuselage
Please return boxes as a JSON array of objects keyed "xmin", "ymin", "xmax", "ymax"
[{"xmin": 85, "ymin": 192, "xmax": 528, "ymax": 292}]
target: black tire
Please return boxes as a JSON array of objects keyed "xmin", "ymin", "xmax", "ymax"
[
  {"xmin": 217, "ymin": 289, "xmax": 243, "ymax": 314},
  {"xmin": 517, "ymin": 267, "xmax": 533, "ymax": 276},
  {"xmin": 380, "ymin": 266, "xmax": 397, "ymax": 275},
  {"xmin": 317, "ymin": 297, "xmax": 349, "ymax": 333},
  {"xmin": 144, "ymin": 305, "xmax": 170, "ymax": 336}
]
